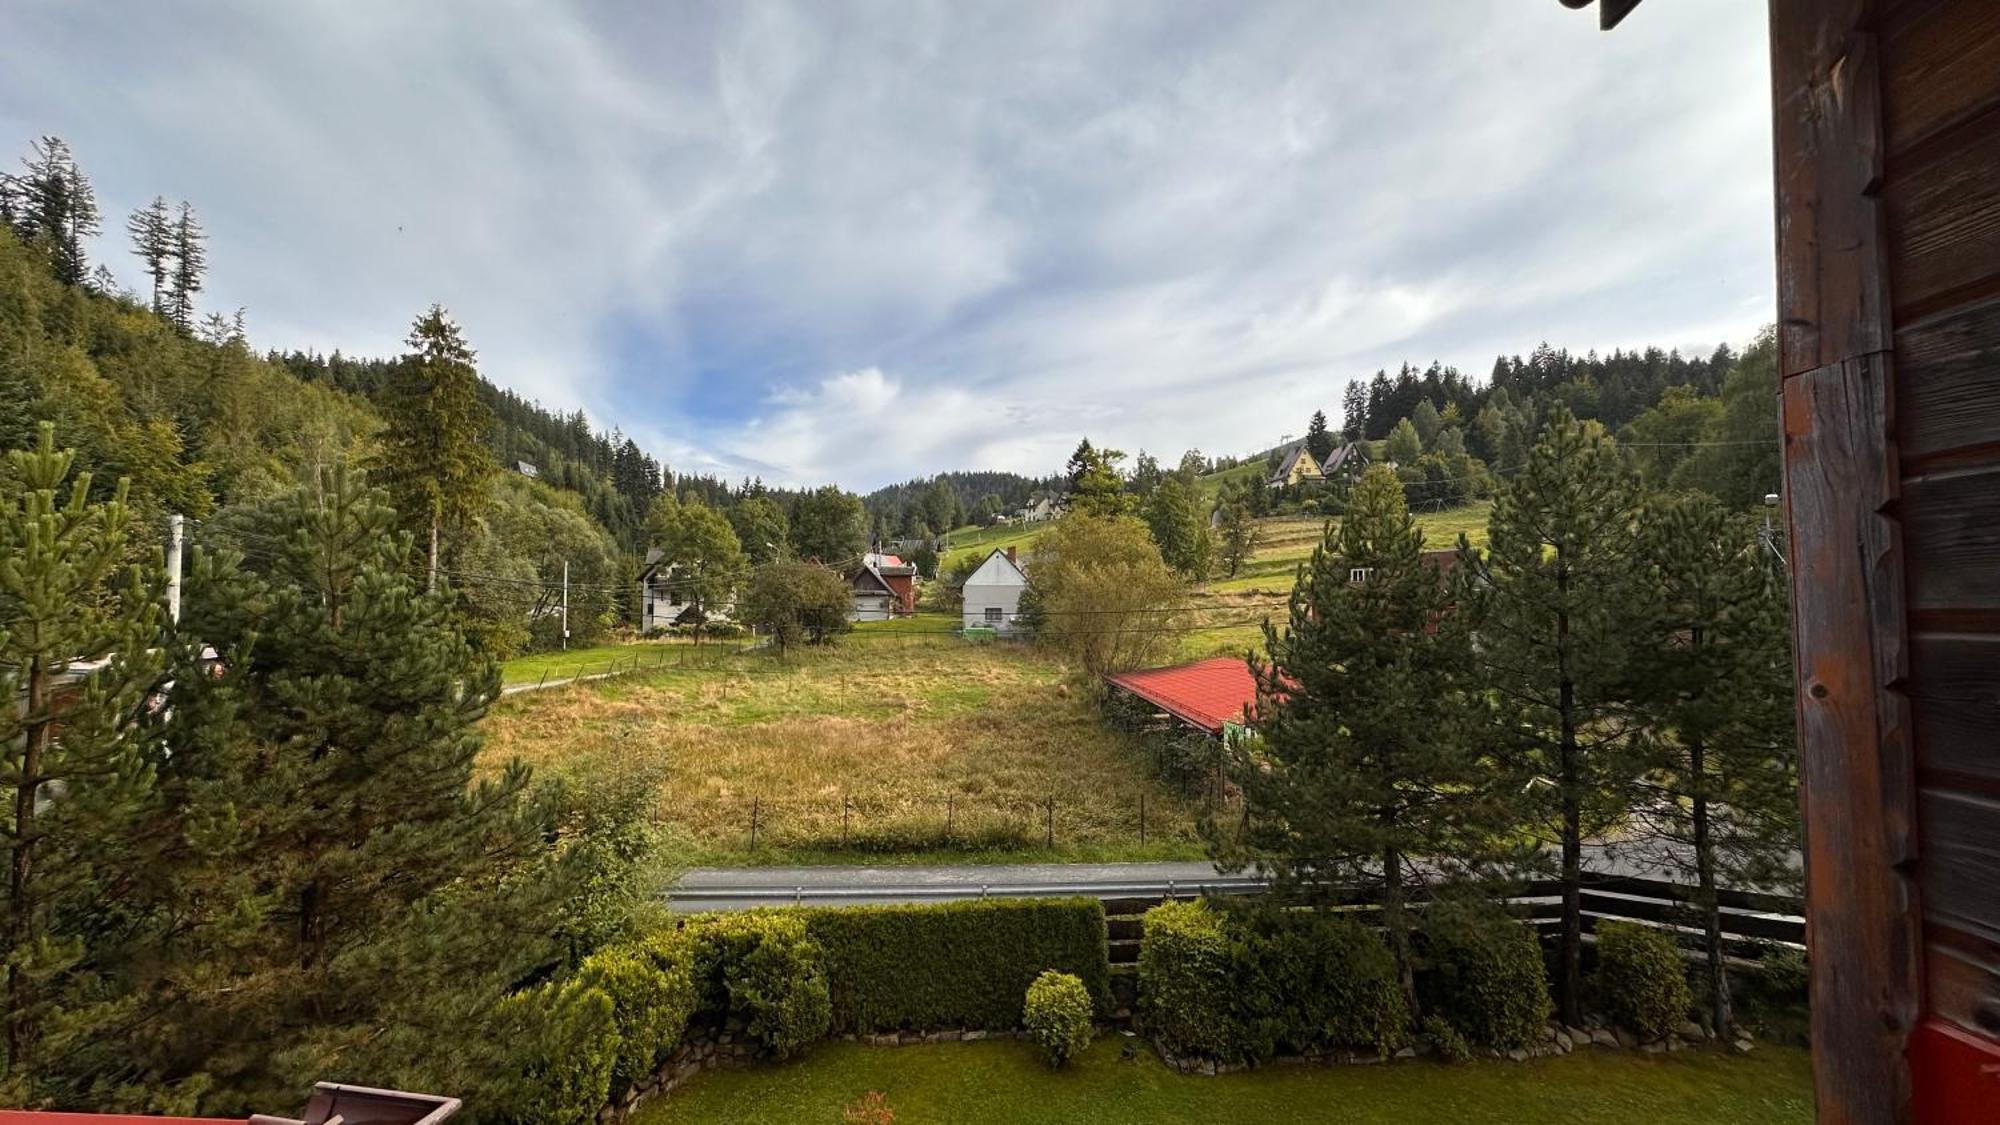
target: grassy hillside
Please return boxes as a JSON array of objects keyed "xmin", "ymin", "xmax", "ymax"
[
  {"xmin": 1194, "ymin": 458, "xmax": 1270, "ymax": 503},
  {"xmin": 940, "ymin": 521, "xmax": 1046, "ymax": 568},
  {"xmin": 482, "ymin": 636, "xmax": 1206, "ymax": 865}
]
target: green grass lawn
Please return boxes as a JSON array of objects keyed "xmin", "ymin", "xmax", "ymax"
[
  {"xmin": 498, "ymin": 640, "xmax": 716, "ymax": 686},
  {"xmin": 940, "ymin": 522, "xmax": 1045, "ymax": 569},
  {"xmin": 637, "ymin": 1037, "xmax": 1813, "ymax": 1125}
]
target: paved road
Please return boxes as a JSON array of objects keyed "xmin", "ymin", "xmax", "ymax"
[
  {"xmin": 663, "ymin": 842, "xmax": 1748, "ymax": 912},
  {"xmin": 669, "ymin": 861, "xmax": 1262, "ymax": 911}
]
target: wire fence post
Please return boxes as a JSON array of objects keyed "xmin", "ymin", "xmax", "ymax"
[
  {"xmin": 750, "ymin": 796, "xmax": 761, "ymax": 851},
  {"xmin": 946, "ymin": 794, "xmax": 955, "ymax": 840},
  {"xmin": 1045, "ymin": 796, "xmax": 1055, "ymax": 849},
  {"xmin": 1139, "ymin": 792, "xmax": 1147, "ymax": 845},
  {"xmin": 841, "ymin": 794, "xmax": 850, "ymax": 847}
]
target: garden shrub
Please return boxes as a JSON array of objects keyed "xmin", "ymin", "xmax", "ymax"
[
  {"xmin": 1138, "ymin": 900, "xmax": 1238, "ymax": 1060},
  {"xmin": 1228, "ymin": 906, "xmax": 1408, "ymax": 1058},
  {"xmin": 805, "ymin": 898, "xmax": 1108, "ymax": 1032},
  {"xmin": 576, "ymin": 929, "xmax": 699, "ymax": 1090},
  {"xmin": 685, "ymin": 911, "xmax": 832, "ymax": 1058},
  {"xmin": 1418, "ymin": 899, "xmax": 1552, "ymax": 1049},
  {"xmin": 498, "ymin": 978, "xmax": 620, "ymax": 1125},
  {"xmin": 1421, "ymin": 1013, "xmax": 1472, "ymax": 1064},
  {"xmin": 1024, "ymin": 970, "xmax": 1094, "ymax": 1066},
  {"xmin": 1594, "ymin": 921, "xmax": 1691, "ymax": 1040}
]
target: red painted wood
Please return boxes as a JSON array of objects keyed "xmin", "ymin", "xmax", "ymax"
[{"xmin": 1910, "ymin": 1020, "xmax": 2000, "ymax": 1124}]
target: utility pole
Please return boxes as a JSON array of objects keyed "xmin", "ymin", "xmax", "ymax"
[
  {"xmin": 166, "ymin": 513, "xmax": 184, "ymax": 623},
  {"xmin": 561, "ymin": 559, "xmax": 570, "ymax": 651}
]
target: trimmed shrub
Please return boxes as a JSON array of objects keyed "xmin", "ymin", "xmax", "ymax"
[
  {"xmin": 1024, "ymin": 970, "xmax": 1094, "ymax": 1067},
  {"xmin": 1419, "ymin": 899, "xmax": 1552, "ymax": 1049},
  {"xmin": 1421, "ymin": 1014, "xmax": 1472, "ymax": 1064},
  {"xmin": 1594, "ymin": 921, "xmax": 1692, "ymax": 1040},
  {"xmin": 686, "ymin": 911, "xmax": 832, "ymax": 1058},
  {"xmin": 499, "ymin": 978, "xmax": 620, "ymax": 1125},
  {"xmin": 1229, "ymin": 907, "xmax": 1409, "ymax": 1058},
  {"xmin": 1138, "ymin": 900, "xmax": 1238, "ymax": 1060},
  {"xmin": 805, "ymin": 898, "xmax": 1108, "ymax": 1032},
  {"xmin": 576, "ymin": 929, "xmax": 699, "ymax": 1090}
]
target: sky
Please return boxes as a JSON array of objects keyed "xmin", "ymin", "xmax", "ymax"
[{"xmin": 2, "ymin": 0, "xmax": 1775, "ymax": 492}]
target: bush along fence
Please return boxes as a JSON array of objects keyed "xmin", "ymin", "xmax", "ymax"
[{"xmin": 507, "ymin": 884, "xmax": 1806, "ymax": 1123}]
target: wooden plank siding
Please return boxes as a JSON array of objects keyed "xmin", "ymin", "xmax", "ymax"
[{"xmin": 1774, "ymin": 0, "xmax": 2000, "ymax": 1119}]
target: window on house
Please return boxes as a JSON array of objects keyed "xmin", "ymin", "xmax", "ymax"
[
  {"xmin": 1350, "ymin": 566, "xmax": 1373, "ymax": 584},
  {"xmin": 984, "ymin": 607, "xmax": 1003, "ymax": 624}
]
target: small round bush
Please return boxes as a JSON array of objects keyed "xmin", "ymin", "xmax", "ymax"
[
  {"xmin": 1419, "ymin": 899, "xmax": 1552, "ymax": 1050},
  {"xmin": 576, "ymin": 929, "xmax": 699, "ymax": 1090},
  {"xmin": 1594, "ymin": 921, "xmax": 1692, "ymax": 1040},
  {"xmin": 688, "ymin": 911, "xmax": 833, "ymax": 1058},
  {"xmin": 1024, "ymin": 970, "xmax": 1094, "ymax": 1067}
]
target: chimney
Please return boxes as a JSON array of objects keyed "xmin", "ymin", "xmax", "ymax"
[{"xmin": 1005, "ymin": 546, "xmax": 1017, "ymax": 564}]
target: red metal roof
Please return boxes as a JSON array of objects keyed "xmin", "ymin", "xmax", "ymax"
[{"xmin": 1106, "ymin": 657, "xmax": 1259, "ymax": 735}]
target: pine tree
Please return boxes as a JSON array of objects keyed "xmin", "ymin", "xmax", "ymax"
[
  {"xmin": 1223, "ymin": 465, "xmax": 1491, "ymax": 1012},
  {"xmin": 1628, "ymin": 493, "xmax": 1797, "ymax": 1032},
  {"xmin": 1466, "ymin": 406, "xmax": 1643, "ymax": 1024},
  {"xmin": 16, "ymin": 137, "xmax": 100, "ymax": 286},
  {"xmin": 0, "ymin": 424, "xmax": 166, "ymax": 1080},
  {"xmin": 1412, "ymin": 400, "xmax": 1442, "ymax": 450},
  {"xmin": 141, "ymin": 467, "xmax": 556, "ymax": 1104},
  {"xmin": 1341, "ymin": 381, "xmax": 1367, "ymax": 441},
  {"xmin": 1215, "ymin": 490, "xmax": 1259, "ymax": 578},
  {"xmin": 166, "ymin": 202, "xmax": 205, "ymax": 332},
  {"xmin": 1386, "ymin": 417, "xmax": 1423, "ymax": 465},
  {"xmin": 377, "ymin": 305, "xmax": 495, "ymax": 589},
  {"xmin": 1304, "ymin": 409, "xmax": 1334, "ymax": 462},
  {"xmin": 125, "ymin": 196, "xmax": 173, "ymax": 316}
]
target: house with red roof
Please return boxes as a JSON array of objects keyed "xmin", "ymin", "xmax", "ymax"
[{"xmin": 1104, "ymin": 656, "xmax": 1261, "ymax": 740}]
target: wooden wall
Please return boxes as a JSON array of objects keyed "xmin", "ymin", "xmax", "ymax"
[{"xmin": 1772, "ymin": 0, "xmax": 2000, "ymax": 1120}]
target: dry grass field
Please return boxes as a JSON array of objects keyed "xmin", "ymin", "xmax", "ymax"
[{"xmin": 482, "ymin": 637, "xmax": 1208, "ymax": 864}]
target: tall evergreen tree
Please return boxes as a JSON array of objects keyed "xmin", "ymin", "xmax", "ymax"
[
  {"xmin": 1628, "ymin": 493, "xmax": 1798, "ymax": 1032},
  {"xmin": 125, "ymin": 197, "xmax": 174, "ymax": 316},
  {"xmin": 1214, "ymin": 488, "xmax": 1259, "ymax": 578},
  {"xmin": 1304, "ymin": 409, "xmax": 1334, "ymax": 462},
  {"xmin": 165, "ymin": 202, "xmax": 205, "ymax": 332},
  {"xmin": 1223, "ymin": 465, "xmax": 1493, "ymax": 1012},
  {"xmin": 15, "ymin": 137, "xmax": 100, "ymax": 287},
  {"xmin": 0, "ymin": 424, "xmax": 166, "ymax": 1081},
  {"xmin": 1466, "ymin": 406, "xmax": 1643, "ymax": 1024},
  {"xmin": 1386, "ymin": 417, "xmax": 1423, "ymax": 465},
  {"xmin": 728, "ymin": 496, "xmax": 789, "ymax": 564},
  {"xmin": 1341, "ymin": 381, "xmax": 1367, "ymax": 441},
  {"xmin": 377, "ymin": 305, "xmax": 495, "ymax": 589}
]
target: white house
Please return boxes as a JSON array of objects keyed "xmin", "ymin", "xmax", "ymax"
[
  {"xmin": 1015, "ymin": 495, "xmax": 1060, "ymax": 523},
  {"xmin": 962, "ymin": 546, "xmax": 1029, "ymax": 634},
  {"xmin": 847, "ymin": 564, "xmax": 899, "ymax": 622},
  {"xmin": 639, "ymin": 548, "xmax": 733, "ymax": 632}
]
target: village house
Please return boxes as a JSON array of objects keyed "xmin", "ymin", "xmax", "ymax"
[
  {"xmin": 1104, "ymin": 656, "xmax": 1260, "ymax": 742},
  {"xmin": 1319, "ymin": 441, "xmax": 1369, "ymax": 484},
  {"xmin": 1266, "ymin": 444, "xmax": 1324, "ymax": 488},
  {"xmin": 638, "ymin": 548, "xmax": 733, "ymax": 632},
  {"xmin": 961, "ymin": 546, "xmax": 1029, "ymax": 634},
  {"xmin": 863, "ymin": 551, "xmax": 919, "ymax": 615},
  {"xmin": 1013, "ymin": 494, "xmax": 1060, "ymax": 523},
  {"xmin": 845, "ymin": 562, "xmax": 901, "ymax": 622}
]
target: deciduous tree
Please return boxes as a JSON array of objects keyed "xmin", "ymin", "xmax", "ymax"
[{"xmin": 1028, "ymin": 514, "xmax": 1184, "ymax": 677}]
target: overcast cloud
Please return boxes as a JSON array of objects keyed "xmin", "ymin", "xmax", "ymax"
[{"xmin": 2, "ymin": 0, "xmax": 1773, "ymax": 490}]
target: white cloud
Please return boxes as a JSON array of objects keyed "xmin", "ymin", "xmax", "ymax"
[{"xmin": 2, "ymin": 0, "xmax": 1774, "ymax": 490}]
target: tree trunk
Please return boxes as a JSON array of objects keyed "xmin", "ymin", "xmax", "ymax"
[
  {"xmin": 1555, "ymin": 564, "xmax": 1583, "ymax": 1027},
  {"xmin": 1383, "ymin": 844, "xmax": 1419, "ymax": 1021},
  {"xmin": 1690, "ymin": 738, "xmax": 1731, "ymax": 1033},
  {"xmin": 427, "ymin": 519, "xmax": 440, "ymax": 594},
  {"xmin": 6, "ymin": 658, "xmax": 46, "ymax": 1067}
]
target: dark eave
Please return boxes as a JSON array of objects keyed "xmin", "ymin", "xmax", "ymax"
[{"xmin": 1557, "ymin": 0, "xmax": 1643, "ymax": 31}]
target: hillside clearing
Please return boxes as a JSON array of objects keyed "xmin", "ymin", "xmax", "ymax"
[{"xmin": 483, "ymin": 637, "xmax": 1208, "ymax": 865}]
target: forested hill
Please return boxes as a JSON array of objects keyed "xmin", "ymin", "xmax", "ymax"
[{"xmin": 862, "ymin": 470, "xmax": 1063, "ymax": 539}]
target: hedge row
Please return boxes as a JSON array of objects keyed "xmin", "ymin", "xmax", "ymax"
[
  {"xmin": 1139, "ymin": 899, "xmax": 1553, "ymax": 1063},
  {"xmin": 805, "ymin": 897, "xmax": 1110, "ymax": 1032}
]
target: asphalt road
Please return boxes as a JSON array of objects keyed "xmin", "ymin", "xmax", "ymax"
[{"xmin": 663, "ymin": 842, "xmax": 1761, "ymax": 912}]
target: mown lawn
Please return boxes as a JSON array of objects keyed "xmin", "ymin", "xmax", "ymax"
[
  {"xmin": 637, "ymin": 1037, "xmax": 1813, "ymax": 1125},
  {"xmin": 481, "ymin": 637, "xmax": 1207, "ymax": 865}
]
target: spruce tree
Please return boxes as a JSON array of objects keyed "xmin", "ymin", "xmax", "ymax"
[
  {"xmin": 1222, "ymin": 465, "xmax": 1490, "ymax": 1013},
  {"xmin": 125, "ymin": 196, "xmax": 173, "ymax": 316},
  {"xmin": 376, "ymin": 306, "xmax": 495, "ymax": 589},
  {"xmin": 1215, "ymin": 490, "xmax": 1259, "ymax": 578},
  {"xmin": 0, "ymin": 424, "xmax": 165, "ymax": 1081},
  {"xmin": 166, "ymin": 202, "xmax": 205, "ymax": 332},
  {"xmin": 1628, "ymin": 492, "xmax": 1797, "ymax": 1032},
  {"xmin": 1304, "ymin": 409, "xmax": 1334, "ymax": 462},
  {"xmin": 1140, "ymin": 474, "xmax": 1212, "ymax": 579},
  {"xmin": 1467, "ymin": 405, "xmax": 1643, "ymax": 1024},
  {"xmin": 16, "ymin": 137, "xmax": 100, "ymax": 287}
]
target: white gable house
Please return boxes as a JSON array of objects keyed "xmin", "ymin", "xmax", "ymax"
[{"xmin": 962, "ymin": 547, "xmax": 1029, "ymax": 634}]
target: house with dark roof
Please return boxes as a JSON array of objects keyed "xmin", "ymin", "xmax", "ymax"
[
  {"xmin": 846, "ymin": 562, "xmax": 901, "ymax": 622},
  {"xmin": 1320, "ymin": 441, "xmax": 1369, "ymax": 483},
  {"xmin": 1266, "ymin": 444, "xmax": 1324, "ymax": 488}
]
